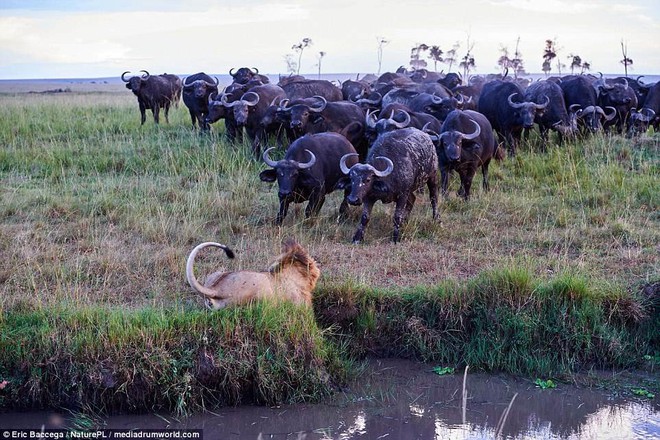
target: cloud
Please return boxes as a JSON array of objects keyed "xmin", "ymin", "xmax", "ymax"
[{"xmin": 488, "ymin": 0, "xmax": 598, "ymax": 14}]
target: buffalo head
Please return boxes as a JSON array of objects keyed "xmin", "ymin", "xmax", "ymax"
[
  {"xmin": 507, "ymin": 93, "xmax": 549, "ymax": 128},
  {"xmin": 121, "ymin": 70, "xmax": 150, "ymax": 94},
  {"xmin": 260, "ymin": 147, "xmax": 317, "ymax": 203},
  {"xmin": 340, "ymin": 153, "xmax": 394, "ymax": 206}
]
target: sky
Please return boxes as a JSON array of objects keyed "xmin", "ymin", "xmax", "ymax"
[{"xmin": 1, "ymin": 0, "xmax": 659, "ymax": 80}]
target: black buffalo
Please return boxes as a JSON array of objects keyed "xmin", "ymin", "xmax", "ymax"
[
  {"xmin": 229, "ymin": 67, "xmax": 269, "ymax": 85},
  {"xmin": 279, "ymin": 96, "xmax": 367, "ymax": 156},
  {"xmin": 364, "ymin": 104, "xmax": 442, "ymax": 145},
  {"xmin": 428, "ymin": 109, "xmax": 500, "ymax": 200},
  {"xmin": 560, "ymin": 76, "xmax": 616, "ymax": 134},
  {"xmin": 339, "ymin": 127, "xmax": 439, "ymax": 243},
  {"xmin": 182, "ymin": 72, "xmax": 219, "ymax": 130},
  {"xmin": 220, "ymin": 84, "xmax": 287, "ymax": 156},
  {"xmin": 281, "ymin": 79, "xmax": 343, "ymax": 102},
  {"xmin": 524, "ymin": 80, "xmax": 577, "ymax": 147},
  {"xmin": 628, "ymin": 80, "xmax": 660, "ymax": 137},
  {"xmin": 598, "ymin": 79, "xmax": 638, "ymax": 134},
  {"xmin": 478, "ymin": 80, "xmax": 548, "ymax": 156},
  {"xmin": 121, "ymin": 70, "xmax": 180, "ymax": 125},
  {"xmin": 259, "ymin": 133, "xmax": 359, "ymax": 224}
]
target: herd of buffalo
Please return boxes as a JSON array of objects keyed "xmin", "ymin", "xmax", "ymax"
[{"xmin": 121, "ymin": 67, "xmax": 659, "ymax": 243}]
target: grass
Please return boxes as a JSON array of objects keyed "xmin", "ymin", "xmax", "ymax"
[{"xmin": 0, "ymin": 87, "xmax": 658, "ymax": 414}]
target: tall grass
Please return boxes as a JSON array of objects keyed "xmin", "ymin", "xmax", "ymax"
[{"xmin": 0, "ymin": 89, "xmax": 658, "ymax": 413}]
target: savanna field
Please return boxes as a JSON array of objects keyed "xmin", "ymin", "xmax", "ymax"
[{"xmin": 0, "ymin": 83, "xmax": 658, "ymax": 415}]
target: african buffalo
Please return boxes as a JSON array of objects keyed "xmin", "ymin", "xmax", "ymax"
[
  {"xmin": 121, "ymin": 70, "xmax": 180, "ymax": 125},
  {"xmin": 478, "ymin": 80, "xmax": 548, "ymax": 156},
  {"xmin": 259, "ymin": 133, "xmax": 359, "ymax": 224},
  {"xmin": 428, "ymin": 109, "xmax": 500, "ymax": 200},
  {"xmin": 339, "ymin": 127, "xmax": 439, "ymax": 243},
  {"xmin": 182, "ymin": 72, "xmax": 219, "ymax": 130},
  {"xmin": 524, "ymin": 80, "xmax": 577, "ymax": 147}
]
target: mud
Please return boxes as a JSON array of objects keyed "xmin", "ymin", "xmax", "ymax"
[{"xmin": 1, "ymin": 359, "xmax": 658, "ymax": 439}]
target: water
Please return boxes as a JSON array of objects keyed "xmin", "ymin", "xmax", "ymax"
[{"xmin": 1, "ymin": 359, "xmax": 657, "ymax": 439}]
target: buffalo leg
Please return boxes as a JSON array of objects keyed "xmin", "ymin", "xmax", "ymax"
[
  {"xmin": 352, "ymin": 201, "xmax": 374, "ymax": 244},
  {"xmin": 153, "ymin": 106, "xmax": 160, "ymax": 124},
  {"xmin": 459, "ymin": 169, "xmax": 476, "ymax": 200},
  {"xmin": 276, "ymin": 198, "xmax": 290, "ymax": 225},
  {"xmin": 338, "ymin": 188, "xmax": 351, "ymax": 220},
  {"xmin": 440, "ymin": 167, "xmax": 451, "ymax": 198},
  {"xmin": 305, "ymin": 190, "xmax": 325, "ymax": 219},
  {"xmin": 427, "ymin": 176, "xmax": 439, "ymax": 220},
  {"xmin": 392, "ymin": 194, "xmax": 415, "ymax": 243},
  {"xmin": 139, "ymin": 102, "xmax": 147, "ymax": 125},
  {"xmin": 481, "ymin": 159, "xmax": 492, "ymax": 192}
]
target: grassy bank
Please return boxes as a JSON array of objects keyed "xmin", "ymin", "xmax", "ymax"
[
  {"xmin": 0, "ymin": 272, "xmax": 657, "ymax": 414},
  {"xmin": 0, "ymin": 89, "xmax": 658, "ymax": 413}
]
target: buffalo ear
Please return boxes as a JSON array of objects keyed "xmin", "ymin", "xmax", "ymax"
[
  {"xmin": 373, "ymin": 180, "xmax": 388, "ymax": 193},
  {"xmin": 259, "ymin": 169, "xmax": 277, "ymax": 182},
  {"xmin": 335, "ymin": 176, "xmax": 352, "ymax": 190}
]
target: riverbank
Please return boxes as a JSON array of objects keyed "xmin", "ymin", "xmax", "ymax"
[{"xmin": 1, "ymin": 275, "xmax": 657, "ymax": 415}]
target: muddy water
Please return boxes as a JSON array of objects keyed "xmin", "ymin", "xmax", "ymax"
[{"xmin": 1, "ymin": 359, "xmax": 658, "ymax": 439}]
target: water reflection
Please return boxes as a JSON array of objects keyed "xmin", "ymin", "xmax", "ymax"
[{"xmin": 0, "ymin": 359, "xmax": 657, "ymax": 439}]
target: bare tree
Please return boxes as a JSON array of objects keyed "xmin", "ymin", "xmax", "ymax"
[
  {"xmin": 428, "ymin": 45, "xmax": 443, "ymax": 72},
  {"xmin": 568, "ymin": 54, "xmax": 582, "ymax": 75},
  {"xmin": 316, "ymin": 51, "xmax": 326, "ymax": 79},
  {"xmin": 511, "ymin": 36, "xmax": 525, "ymax": 78},
  {"xmin": 581, "ymin": 61, "xmax": 591, "ymax": 74},
  {"xmin": 283, "ymin": 54, "xmax": 297, "ymax": 75},
  {"xmin": 376, "ymin": 36, "xmax": 389, "ymax": 75},
  {"xmin": 620, "ymin": 39, "xmax": 633, "ymax": 77},
  {"xmin": 459, "ymin": 34, "xmax": 476, "ymax": 81},
  {"xmin": 410, "ymin": 43, "xmax": 429, "ymax": 70},
  {"xmin": 542, "ymin": 39, "xmax": 557, "ymax": 76},
  {"xmin": 292, "ymin": 37, "xmax": 313, "ymax": 75},
  {"xmin": 444, "ymin": 41, "xmax": 460, "ymax": 72}
]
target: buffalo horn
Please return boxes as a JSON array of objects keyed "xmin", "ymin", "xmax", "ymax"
[
  {"xmin": 121, "ymin": 71, "xmax": 131, "ymax": 82},
  {"xmin": 309, "ymin": 96, "xmax": 328, "ymax": 113},
  {"xmin": 296, "ymin": 149, "xmax": 317, "ymax": 169},
  {"xmin": 460, "ymin": 119, "xmax": 481, "ymax": 140},
  {"xmin": 139, "ymin": 70, "xmax": 150, "ymax": 79},
  {"xmin": 278, "ymin": 98, "xmax": 291, "ymax": 112},
  {"xmin": 372, "ymin": 156, "xmax": 394, "ymax": 178},
  {"xmin": 229, "ymin": 68, "xmax": 236, "ymax": 77},
  {"xmin": 569, "ymin": 104, "xmax": 582, "ymax": 113},
  {"xmin": 262, "ymin": 147, "xmax": 282, "ymax": 167},
  {"xmin": 220, "ymin": 92, "xmax": 239, "ymax": 108},
  {"xmin": 603, "ymin": 106, "xmax": 617, "ymax": 121},
  {"xmin": 241, "ymin": 91, "xmax": 260, "ymax": 106},
  {"xmin": 340, "ymin": 153, "xmax": 359, "ymax": 174},
  {"xmin": 507, "ymin": 93, "xmax": 525, "ymax": 109},
  {"xmin": 534, "ymin": 95, "xmax": 550, "ymax": 110},
  {"xmin": 641, "ymin": 108, "xmax": 656, "ymax": 121},
  {"xmin": 251, "ymin": 67, "xmax": 259, "ymax": 75},
  {"xmin": 182, "ymin": 76, "xmax": 195, "ymax": 88},
  {"xmin": 390, "ymin": 109, "xmax": 411, "ymax": 129},
  {"xmin": 365, "ymin": 109, "xmax": 378, "ymax": 129}
]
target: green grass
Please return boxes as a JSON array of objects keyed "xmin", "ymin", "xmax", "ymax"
[{"xmin": 0, "ymin": 89, "xmax": 658, "ymax": 414}]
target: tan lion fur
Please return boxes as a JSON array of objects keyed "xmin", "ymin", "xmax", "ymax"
[{"xmin": 186, "ymin": 239, "xmax": 320, "ymax": 310}]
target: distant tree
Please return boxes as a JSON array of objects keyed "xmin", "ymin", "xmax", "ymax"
[
  {"xmin": 620, "ymin": 39, "xmax": 633, "ymax": 77},
  {"xmin": 410, "ymin": 43, "xmax": 429, "ymax": 70},
  {"xmin": 376, "ymin": 36, "xmax": 390, "ymax": 75},
  {"xmin": 497, "ymin": 45, "xmax": 512, "ymax": 76},
  {"xmin": 292, "ymin": 37, "xmax": 313, "ymax": 75},
  {"xmin": 581, "ymin": 61, "xmax": 591, "ymax": 74},
  {"xmin": 510, "ymin": 36, "xmax": 525, "ymax": 78},
  {"xmin": 444, "ymin": 41, "xmax": 460, "ymax": 72},
  {"xmin": 283, "ymin": 54, "xmax": 297, "ymax": 75},
  {"xmin": 316, "ymin": 51, "xmax": 326, "ymax": 79},
  {"xmin": 459, "ymin": 34, "xmax": 476, "ymax": 81},
  {"xmin": 428, "ymin": 45, "xmax": 443, "ymax": 72},
  {"xmin": 569, "ymin": 54, "xmax": 582, "ymax": 74},
  {"xmin": 542, "ymin": 39, "xmax": 557, "ymax": 76}
]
